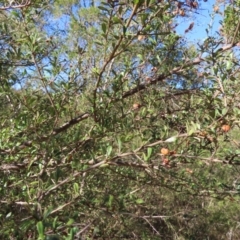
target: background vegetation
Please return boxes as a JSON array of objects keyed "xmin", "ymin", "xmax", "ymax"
[{"xmin": 1, "ymin": 0, "xmax": 240, "ymax": 239}]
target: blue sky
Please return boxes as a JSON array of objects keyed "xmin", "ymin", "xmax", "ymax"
[{"xmin": 176, "ymin": 0, "xmax": 224, "ymax": 44}]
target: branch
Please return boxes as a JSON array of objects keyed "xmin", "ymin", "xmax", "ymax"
[
  {"xmin": 231, "ymin": 18, "xmax": 240, "ymax": 45},
  {"xmin": 0, "ymin": 60, "xmax": 34, "ymax": 66},
  {"xmin": 0, "ymin": 43, "xmax": 236, "ymax": 155},
  {"xmin": 0, "ymin": 113, "xmax": 89, "ymax": 155},
  {"xmin": 121, "ymin": 42, "xmax": 237, "ymax": 100},
  {"xmin": 40, "ymin": 132, "xmax": 240, "ymax": 197},
  {"xmin": 0, "ymin": 0, "xmax": 31, "ymax": 10},
  {"xmin": 92, "ymin": 3, "xmax": 140, "ymax": 121},
  {"xmin": 0, "ymin": 163, "xmax": 28, "ymax": 171}
]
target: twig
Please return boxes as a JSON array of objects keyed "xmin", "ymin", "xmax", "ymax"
[
  {"xmin": 141, "ymin": 216, "xmax": 161, "ymax": 236},
  {"xmin": 0, "ymin": 0, "xmax": 31, "ymax": 10}
]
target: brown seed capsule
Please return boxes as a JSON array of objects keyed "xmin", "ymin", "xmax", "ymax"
[
  {"xmin": 192, "ymin": 1, "xmax": 198, "ymax": 8},
  {"xmin": 133, "ymin": 103, "xmax": 141, "ymax": 110},
  {"xmin": 186, "ymin": 168, "xmax": 193, "ymax": 174},
  {"xmin": 179, "ymin": 9, "xmax": 185, "ymax": 16},
  {"xmin": 221, "ymin": 124, "xmax": 231, "ymax": 132},
  {"xmin": 151, "ymin": 67, "xmax": 157, "ymax": 72},
  {"xmin": 214, "ymin": 5, "xmax": 219, "ymax": 12},
  {"xmin": 138, "ymin": 35, "xmax": 145, "ymax": 41},
  {"xmin": 161, "ymin": 148, "xmax": 169, "ymax": 155}
]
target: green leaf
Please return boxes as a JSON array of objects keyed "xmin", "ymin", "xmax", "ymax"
[
  {"xmin": 147, "ymin": 147, "xmax": 152, "ymax": 158},
  {"xmin": 66, "ymin": 228, "xmax": 75, "ymax": 240},
  {"xmin": 37, "ymin": 221, "xmax": 45, "ymax": 240},
  {"xmin": 43, "ymin": 207, "xmax": 52, "ymax": 220},
  {"xmin": 101, "ymin": 23, "xmax": 107, "ymax": 33},
  {"xmin": 52, "ymin": 217, "xmax": 58, "ymax": 230},
  {"xmin": 98, "ymin": 6, "xmax": 109, "ymax": 12},
  {"xmin": 106, "ymin": 145, "xmax": 113, "ymax": 156},
  {"xmin": 136, "ymin": 198, "xmax": 144, "ymax": 204},
  {"xmin": 222, "ymin": 108, "xmax": 228, "ymax": 115},
  {"xmin": 117, "ymin": 137, "xmax": 122, "ymax": 152},
  {"xmin": 95, "ymin": 40, "xmax": 103, "ymax": 46},
  {"xmin": 66, "ymin": 218, "xmax": 75, "ymax": 226},
  {"xmin": 92, "ymin": 67, "xmax": 100, "ymax": 74},
  {"xmin": 108, "ymin": 194, "xmax": 114, "ymax": 207},
  {"xmin": 188, "ymin": 128, "xmax": 195, "ymax": 136},
  {"xmin": 112, "ymin": 16, "xmax": 122, "ymax": 24},
  {"xmin": 226, "ymin": 60, "xmax": 232, "ymax": 70},
  {"xmin": 73, "ymin": 182, "xmax": 79, "ymax": 194}
]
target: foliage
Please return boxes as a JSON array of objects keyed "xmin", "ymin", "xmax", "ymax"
[
  {"xmin": 1, "ymin": 0, "xmax": 240, "ymax": 239},
  {"xmin": 222, "ymin": 0, "xmax": 240, "ymax": 44}
]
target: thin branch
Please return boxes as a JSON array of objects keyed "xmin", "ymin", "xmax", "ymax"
[
  {"xmin": 141, "ymin": 217, "xmax": 161, "ymax": 236},
  {"xmin": 231, "ymin": 18, "xmax": 240, "ymax": 45},
  {"xmin": 121, "ymin": 43, "xmax": 237, "ymax": 100},
  {"xmin": 0, "ymin": 113, "xmax": 89, "ymax": 155},
  {"xmin": 0, "ymin": 0, "xmax": 31, "ymax": 10},
  {"xmin": 92, "ymin": 3, "xmax": 140, "ymax": 121},
  {"xmin": 49, "ymin": 201, "xmax": 73, "ymax": 215},
  {"xmin": 75, "ymin": 221, "xmax": 93, "ymax": 237},
  {"xmin": 0, "ymin": 43, "xmax": 236, "ymax": 155}
]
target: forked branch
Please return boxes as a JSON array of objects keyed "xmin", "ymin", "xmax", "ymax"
[{"xmin": 0, "ymin": 0, "xmax": 31, "ymax": 10}]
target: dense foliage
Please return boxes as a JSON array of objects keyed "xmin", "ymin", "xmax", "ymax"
[{"xmin": 1, "ymin": 0, "xmax": 240, "ymax": 239}]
